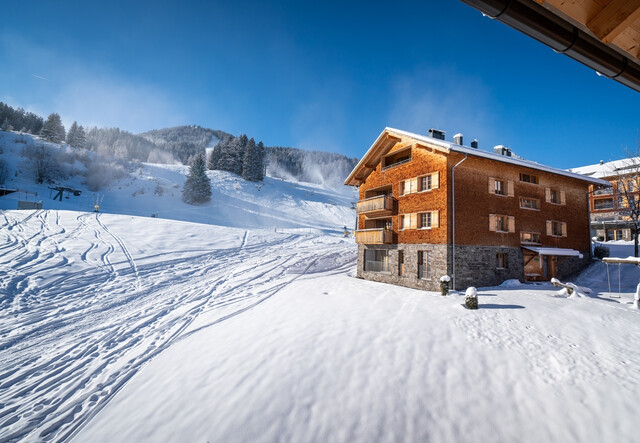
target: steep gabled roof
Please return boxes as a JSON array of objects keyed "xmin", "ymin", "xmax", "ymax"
[{"xmin": 345, "ymin": 127, "xmax": 610, "ymax": 187}]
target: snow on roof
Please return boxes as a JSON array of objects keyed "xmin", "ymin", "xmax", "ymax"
[
  {"xmin": 523, "ymin": 246, "xmax": 582, "ymax": 257},
  {"xmin": 568, "ymin": 157, "xmax": 640, "ymax": 179},
  {"xmin": 385, "ymin": 128, "xmax": 609, "ymax": 186}
]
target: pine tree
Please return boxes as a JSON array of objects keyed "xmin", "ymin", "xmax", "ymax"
[
  {"xmin": 40, "ymin": 113, "xmax": 65, "ymax": 143},
  {"xmin": 182, "ymin": 152, "xmax": 212, "ymax": 204},
  {"xmin": 67, "ymin": 121, "xmax": 79, "ymax": 146},
  {"xmin": 66, "ymin": 121, "xmax": 87, "ymax": 149},
  {"xmin": 1, "ymin": 117, "xmax": 12, "ymax": 131},
  {"xmin": 255, "ymin": 141, "xmax": 265, "ymax": 181},
  {"xmin": 242, "ymin": 137, "xmax": 258, "ymax": 181}
]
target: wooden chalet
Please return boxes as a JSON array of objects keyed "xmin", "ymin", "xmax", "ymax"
[{"xmin": 345, "ymin": 128, "xmax": 609, "ymax": 291}]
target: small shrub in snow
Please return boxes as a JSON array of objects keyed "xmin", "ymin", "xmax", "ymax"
[
  {"xmin": 593, "ymin": 246, "xmax": 610, "ymax": 259},
  {"xmin": 440, "ymin": 275, "xmax": 450, "ymax": 296},
  {"xmin": 465, "ymin": 287, "xmax": 478, "ymax": 309}
]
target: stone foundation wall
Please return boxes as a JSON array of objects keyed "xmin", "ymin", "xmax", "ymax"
[
  {"xmin": 357, "ymin": 244, "xmax": 592, "ymax": 291},
  {"xmin": 357, "ymin": 244, "xmax": 449, "ymax": 292},
  {"xmin": 452, "ymin": 245, "xmax": 523, "ymax": 290}
]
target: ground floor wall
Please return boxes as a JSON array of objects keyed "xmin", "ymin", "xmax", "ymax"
[{"xmin": 357, "ymin": 243, "xmax": 592, "ymax": 291}]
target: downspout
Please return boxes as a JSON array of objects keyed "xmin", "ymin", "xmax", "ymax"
[{"xmin": 451, "ymin": 154, "xmax": 468, "ymax": 291}]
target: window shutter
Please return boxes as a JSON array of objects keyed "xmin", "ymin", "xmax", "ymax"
[
  {"xmin": 507, "ymin": 181, "xmax": 514, "ymax": 197},
  {"xmin": 413, "ymin": 178, "xmax": 420, "ymax": 194},
  {"xmin": 560, "ymin": 190, "xmax": 566, "ymax": 205},
  {"xmin": 546, "ymin": 220, "xmax": 553, "ymax": 236},
  {"xmin": 561, "ymin": 222, "xmax": 567, "ymax": 237},
  {"xmin": 545, "ymin": 187, "xmax": 551, "ymax": 203},
  {"xmin": 488, "ymin": 177, "xmax": 495, "ymax": 194},
  {"xmin": 432, "ymin": 210, "xmax": 439, "ymax": 228},
  {"xmin": 489, "ymin": 214, "xmax": 496, "ymax": 232},
  {"xmin": 399, "ymin": 215, "xmax": 404, "ymax": 230},
  {"xmin": 410, "ymin": 213, "xmax": 417, "ymax": 229},
  {"xmin": 432, "ymin": 171, "xmax": 439, "ymax": 189},
  {"xmin": 508, "ymin": 216, "xmax": 515, "ymax": 233}
]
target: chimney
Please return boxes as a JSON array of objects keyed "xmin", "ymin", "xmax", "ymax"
[
  {"xmin": 471, "ymin": 139, "xmax": 478, "ymax": 149},
  {"xmin": 494, "ymin": 145, "xmax": 512, "ymax": 157},
  {"xmin": 428, "ymin": 128, "xmax": 446, "ymax": 140},
  {"xmin": 453, "ymin": 133, "xmax": 463, "ymax": 145}
]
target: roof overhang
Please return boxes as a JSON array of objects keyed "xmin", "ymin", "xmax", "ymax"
[
  {"xmin": 523, "ymin": 246, "xmax": 583, "ymax": 257},
  {"xmin": 343, "ymin": 128, "xmax": 451, "ymax": 186},
  {"xmin": 460, "ymin": 0, "xmax": 640, "ymax": 93}
]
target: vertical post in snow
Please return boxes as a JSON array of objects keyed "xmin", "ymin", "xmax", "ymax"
[{"xmin": 451, "ymin": 154, "xmax": 468, "ymax": 291}]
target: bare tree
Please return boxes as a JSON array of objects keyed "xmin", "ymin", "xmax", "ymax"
[{"xmin": 610, "ymin": 149, "xmax": 640, "ymax": 257}]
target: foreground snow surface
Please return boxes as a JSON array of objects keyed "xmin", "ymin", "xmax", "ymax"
[{"xmin": 1, "ymin": 211, "xmax": 639, "ymax": 443}]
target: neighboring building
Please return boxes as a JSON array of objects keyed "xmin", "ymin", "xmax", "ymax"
[
  {"xmin": 344, "ymin": 128, "xmax": 609, "ymax": 291},
  {"xmin": 570, "ymin": 158, "xmax": 640, "ymax": 241}
]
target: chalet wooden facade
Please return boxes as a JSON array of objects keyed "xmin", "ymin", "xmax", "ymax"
[{"xmin": 345, "ymin": 128, "xmax": 609, "ymax": 291}]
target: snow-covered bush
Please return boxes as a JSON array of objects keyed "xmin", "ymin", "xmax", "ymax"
[
  {"xmin": 465, "ymin": 287, "xmax": 478, "ymax": 309},
  {"xmin": 85, "ymin": 160, "xmax": 126, "ymax": 191},
  {"xmin": 594, "ymin": 246, "xmax": 610, "ymax": 259},
  {"xmin": 440, "ymin": 275, "xmax": 450, "ymax": 296}
]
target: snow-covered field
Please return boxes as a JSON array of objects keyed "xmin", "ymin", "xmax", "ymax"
[
  {"xmin": 1, "ymin": 208, "xmax": 639, "ymax": 442},
  {"xmin": 1, "ymin": 131, "xmax": 639, "ymax": 442}
]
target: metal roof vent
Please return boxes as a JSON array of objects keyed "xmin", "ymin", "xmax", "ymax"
[
  {"xmin": 471, "ymin": 139, "xmax": 478, "ymax": 149},
  {"xmin": 453, "ymin": 133, "xmax": 463, "ymax": 145},
  {"xmin": 494, "ymin": 145, "xmax": 512, "ymax": 157},
  {"xmin": 428, "ymin": 128, "xmax": 446, "ymax": 140}
]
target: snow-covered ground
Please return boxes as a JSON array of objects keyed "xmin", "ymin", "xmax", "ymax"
[
  {"xmin": 1, "ymin": 130, "xmax": 639, "ymax": 442},
  {"xmin": 1, "ymin": 208, "xmax": 638, "ymax": 442}
]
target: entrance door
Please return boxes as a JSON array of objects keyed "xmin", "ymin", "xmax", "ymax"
[{"xmin": 542, "ymin": 255, "xmax": 557, "ymax": 280}]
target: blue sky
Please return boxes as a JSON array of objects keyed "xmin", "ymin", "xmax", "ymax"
[{"xmin": 1, "ymin": 0, "xmax": 639, "ymax": 168}]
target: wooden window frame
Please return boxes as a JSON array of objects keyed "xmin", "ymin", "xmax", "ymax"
[
  {"xmin": 546, "ymin": 220, "xmax": 567, "ymax": 238},
  {"xmin": 488, "ymin": 177, "xmax": 514, "ymax": 197},
  {"xmin": 545, "ymin": 187, "xmax": 566, "ymax": 205},
  {"xmin": 519, "ymin": 172, "xmax": 539, "ymax": 184},
  {"xmin": 489, "ymin": 214, "xmax": 516, "ymax": 233},
  {"xmin": 496, "ymin": 252, "xmax": 508, "ymax": 270},
  {"xmin": 382, "ymin": 146, "xmax": 412, "ymax": 170},
  {"xmin": 520, "ymin": 231, "xmax": 541, "ymax": 245},
  {"xmin": 594, "ymin": 197, "xmax": 614, "ymax": 210},
  {"xmin": 519, "ymin": 197, "xmax": 540, "ymax": 210}
]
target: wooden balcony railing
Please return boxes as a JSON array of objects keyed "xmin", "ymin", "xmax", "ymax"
[
  {"xmin": 356, "ymin": 195, "xmax": 395, "ymax": 217},
  {"xmin": 355, "ymin": 228, "xmax": 393, "ymax": 244}
]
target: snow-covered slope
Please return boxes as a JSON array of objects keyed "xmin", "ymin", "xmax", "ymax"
[
  {"xmin": 0, "ymin": 210, "xmax": 638, "ymax": 443},
  {"xmin": 0, "ymin": 130, "xmax": 357, "ymax": 233}
]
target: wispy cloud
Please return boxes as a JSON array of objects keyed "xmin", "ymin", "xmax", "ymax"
[
  {"xmin": 31, "ymin": 74, "xmax": 50, "ymax": 81},
  {"xmin": 387, "ymin": 66, "xmax": 502, "ymax": 148},
  {"xmin": 2, "ymin": 34, "xmax": 191, "ymax": 133}
]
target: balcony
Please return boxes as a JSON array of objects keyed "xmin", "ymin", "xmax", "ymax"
[
  {"xmin": 356, "ymin": 195, "xmax": 395, "ymax": 218},
  {"xmin": 355, "ymin": 228, "xmax": 393, "ymax": 244}
]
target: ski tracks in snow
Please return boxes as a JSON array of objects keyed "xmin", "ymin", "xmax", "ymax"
[{"xmin": 0, "ymin": 210, "xmax": 355, "ymax": 442}]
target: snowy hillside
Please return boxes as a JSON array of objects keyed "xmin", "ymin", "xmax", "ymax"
[
  {"xmin": 1, "ymin": 130, "xmax": 639, "ymax": 443},
  {"xmin": 0, "ymin": 210, "xmax": 638, "ymax": 443},
  {"xmin": 0, "ymin": 130, "xmax": 357, "ymax": 233}
]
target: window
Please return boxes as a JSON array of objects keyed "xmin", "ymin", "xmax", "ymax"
[
  {"xmin": 489, "ymin": 214, "xmax": 515, "ymax": 233},
  {"xmin": 547, "ymin": 220, "xmax": 567, "ymax": 237},
  {"xmin": 545, "ymin": 187, "xmax": 565, "ymax": 205},
  {"xmin": 419, "ymin": 212, "xmax": 432, "ymax": 229},
  {"xmin": 382, "ymin": 147, "xmax": 411, "ymax": 169},
  {"xmin": 398, "ymin": 250, "xmax": 405, "ymax": 276},
  {"xmin": 519, "ymin": 197, "xmax": 540, "ymax": 210},
  {"xmin": 496, "ymin": 252, "xmax": 508, "ymax": 269},
  {"xmin": 402, "ymin": 172, "xmax": 439, "ymax": 195},
  {"xmin": 488, "ymin": 177, "xmax": 513, "ymax": 197},
  {"xmin": 418, "ymin": 250, "xmax": 430, "ymax": 279},
  {"xmin": 618, "ymin": 196, "xmax": 626, "ymax": 209},
  {"xmin": 364, "ymin": 249, "xmax": 390, "ymax": 272},
  {"xmin": 399, "ymin": 215, "xmax": 406, "ymax": 230},
  {"xmin": 594, "ymin": 198, "xmax": 614, "ymax": 210},
  {"xmin": 519, "ymin": 173, "xmax": 539, "ymax": 184},
  {"xmin": 520, "ymin": 231, "xmax": 541, "ymax": 244}
]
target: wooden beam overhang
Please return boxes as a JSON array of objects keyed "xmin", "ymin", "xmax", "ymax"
[
  {"xmin": 586, "ymin": 0, "xmax": 640, "ymax": 44},
  {"xmin": 344, "ymin": 131, "xmax": 402, "ymax": 186}
]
